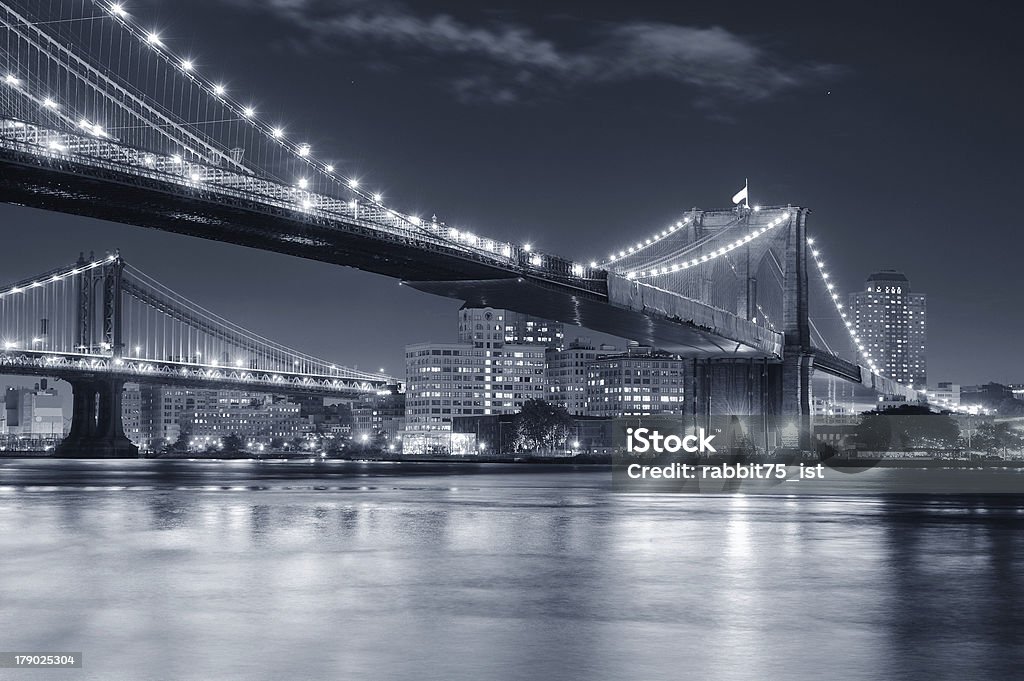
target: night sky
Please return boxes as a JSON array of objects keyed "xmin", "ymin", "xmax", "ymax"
[{"xmin": 2, "ymin": 0, "xmax": 1022, "ymax": 384}]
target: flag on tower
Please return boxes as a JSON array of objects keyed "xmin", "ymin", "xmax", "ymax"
[{"xmin": 731, "ymin": 180, "xmax": 749, "ymax": 207}]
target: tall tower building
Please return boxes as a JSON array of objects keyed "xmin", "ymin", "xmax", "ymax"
[{"xmin": 848, "ymin": 270, "xmax": 927, "ymax": 388}]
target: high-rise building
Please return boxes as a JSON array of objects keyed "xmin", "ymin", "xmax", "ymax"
[
  {"xmin": 848, "ymin": 270, "xmax": 927, "ymax": 388},
  {"xmin": 403, "ymin": 307, "xmax": 554, "ymax": 454}
]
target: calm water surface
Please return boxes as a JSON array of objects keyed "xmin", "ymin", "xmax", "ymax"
[{"xmin": 1, "ymin": 459, "xmax": 1022, "ymax": 681}]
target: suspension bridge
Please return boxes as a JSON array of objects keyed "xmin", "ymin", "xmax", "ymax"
[
  {"xmin": 0, "ymin": 1, "xmax": 919, "ymax": 455},
  {"xmin": 0, "ymin": 251, "xmax": 393, "ymax": 456}
]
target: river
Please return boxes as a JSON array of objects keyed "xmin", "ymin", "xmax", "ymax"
[{"xmin": 1, "ymin": 459, "xmax": 1021, "ymax": 680}]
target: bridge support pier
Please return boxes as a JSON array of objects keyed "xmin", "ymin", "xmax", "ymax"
[
  {"xmin": 55, "ymin": 378, "xmax": 138, "ymax": 458},
  {"xmin": 680, "ymin": 360, "xmax": 814, "ymax": 453}
]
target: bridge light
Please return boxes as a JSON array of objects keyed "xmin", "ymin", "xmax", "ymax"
[
  {"xmin": 373, "ymin": 193, "xmax": 382, "ymax": 203},
  {"xmin": 109, "ymin": 2, "xmax": 127, "ymax": 17},
  {"xmin": 181, "ymin": 59, "xmax": 194, "ymax": 71},
  {"xmin": 325, "ymin": 164, "xmax": 334, "ymax": 173},
  {"xmin": 297, "ymin": 177, "xmax": 309, "ymax": 189},
  {"xmin": 348, "ymin": 178, "xmax": 359, "ymax": 189},
  {"xmin": 3, "ymin": 74, "xmax": 18, "ymax": 86},
  {"xmin": 301, "ymin": 199, "xmax": 313, "ymax": 210},
  {"xmin": 190, "ymin": 172, "xmax": 201, "ymax": 182},
  {"xmin": 806, "ymin": 236, "xmax": 814, "ymax": 244},
  {"xmin": 523, "ymin": 243, "xmax": 532, "ymax": 252},
  {"xmin": 242, "ymin": 106, "xmax": 255, "ymax": 118},
  {"xmin": 43, "ymin": 98, "xmax": 58, "ymax": 109},
  {"xmin": 146, "ymin": 31, "xmax": 162, "ymax": 46},
  {"xmin": 272, "ymin": 127, "xmax": 284, "ymax": 138},
  {"xmin": 213, "ymin": 84, "xmax": 226, "ymax": 96},
  {"xmin": 589, "ymin": 261, "xmax": 597, "ymax": 268},
  {"xmin": 298, "ymin": 144, "xmax": 310, "ymax": 157},
  {"xmin": 410, "ymin": 216, "xmax": 422, "ymax": 226}
]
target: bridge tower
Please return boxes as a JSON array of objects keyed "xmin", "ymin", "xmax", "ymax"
[
  {"xmin": 56, "ymin": 253, "xmax": 138, "ymax": 458},
  {"xmin": 780, "ymin": 208, "xmax": 813, "ymax": 449}
]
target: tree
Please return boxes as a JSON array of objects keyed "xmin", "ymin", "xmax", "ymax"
[
  {"xmin": 513, "ymin": 399, "xmax": 573, "ymax": 453},
  {"xmin": 170, "ymin": 431, "xmax": 191, "ymax": 453},
  {"xmin": 853, "ymin": 405, "xmax": 960, "ymax": 452},
  {"xmin": 972, "ymin": 422, "xmax": 1024, "ymax": 458},
  {"xmin": 221, "ymin": 433, "xmax": 244, "ymax": 453}
]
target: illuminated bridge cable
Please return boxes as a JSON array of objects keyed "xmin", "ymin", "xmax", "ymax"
[{"xmin": 0, "ymin": 2, "xmax": 608, "ymax": 278}]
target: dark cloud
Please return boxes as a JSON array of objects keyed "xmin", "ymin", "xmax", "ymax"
[{"xmin": 214, "ymin": 0, "xmax": 839, "ymax": 107}]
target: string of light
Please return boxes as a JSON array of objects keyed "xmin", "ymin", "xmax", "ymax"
[
  {"xmin": 601, "ymin": 216, "xmax": 692, "ymax": 266},
  {"xmin": 807, "ymin": 236, "xmax": 882, "ymax": 376},
  {"xmin": 92, "ymin": 0, "xmax": 498, "ymax": 257},
  {"xmin": 625, "ymin": 212, "xmax": 790, "ymax": 279}
]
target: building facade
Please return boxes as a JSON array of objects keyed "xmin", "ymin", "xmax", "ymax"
[
  {"xmin": 458, "ymin": 307, "xmax": 563, "ymax": 349},
  {"xmin": 929, "ymin": 381, "xmax": 961, "ymax": 409},
  {"xmin": 136, "ymin": 386, "xmax": 309, "ymax": 448},
  {"xmin": 545, "ymin": 340, "xmax": 606, "ymax": 416},
  {"xmin": 404, "ymin": 342, "xmax": 547, "ymax": 432},
  {"xmin": 585, "ymin": 346, "xmax": 686, "ymax": 417},
  {"xmin": 352, "ymin": 386, "xmax": 406, "ymax": 445},
  {"xmin": 848, "ymin": 270, "xmax": 927, "ymax": 388}
]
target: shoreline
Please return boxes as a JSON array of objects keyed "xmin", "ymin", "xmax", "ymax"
[{"xmin": 3, "ymin": 450, "xmax": 1024, "ymax": 470}]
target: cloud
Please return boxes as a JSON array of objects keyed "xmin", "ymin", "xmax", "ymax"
[{"xmin": 215, "ymin": 0, "xmax": 838, "ymax": 107}]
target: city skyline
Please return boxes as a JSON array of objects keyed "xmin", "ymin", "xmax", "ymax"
[{"xmin": 1, "ymin": 0, "xmax": 1019, "ymax": 384}]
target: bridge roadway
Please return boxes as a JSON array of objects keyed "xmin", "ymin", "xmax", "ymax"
[{"xmin": 0, "ymin": 349, "xmax": 390, "ymax": 398}]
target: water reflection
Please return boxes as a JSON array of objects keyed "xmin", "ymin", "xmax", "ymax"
[{"xmin": 0, "ymin": 460, "xmax": 1021, "ymax": 681}]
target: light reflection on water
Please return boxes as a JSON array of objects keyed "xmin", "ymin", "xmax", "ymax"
[{"xmin": 0, "ymin": 459, "xmax": 1022, "ymax": 681}]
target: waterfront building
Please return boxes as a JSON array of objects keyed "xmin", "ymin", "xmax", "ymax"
[
  {"xmin": 585, "ymin": 345, "xmax": 685, "ymax": 417},
  {"xmin": 138, "ymin": 386, "xmax": 308, "ymax": 448}
]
